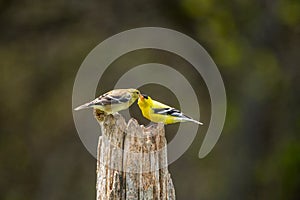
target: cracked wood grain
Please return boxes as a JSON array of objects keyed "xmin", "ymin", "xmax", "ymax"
[{"xmin": 94, "ymin": 109, "xmax": 175, "ymax": 200}]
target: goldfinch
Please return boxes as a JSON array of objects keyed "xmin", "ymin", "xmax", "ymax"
[
  {"xmin": 74, "ymin": 88, "xmax": 140, "ymax": 114},
  {"xmin": 137, "ymin": 94, "xmax": 203, "ymax": 125}
]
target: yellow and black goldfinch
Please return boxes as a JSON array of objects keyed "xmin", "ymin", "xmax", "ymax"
[{"xmin": 137, "ymin": 94, "xmax": 203, "ymax": 125}]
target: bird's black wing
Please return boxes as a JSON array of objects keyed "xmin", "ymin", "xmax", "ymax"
[{"xmin": 152, "ymin": 107, "xmax": 191, "ymax": 119}]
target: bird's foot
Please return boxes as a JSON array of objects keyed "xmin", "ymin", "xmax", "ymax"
[{"xmin": 94, "ymin": 109, "xmax": 106, "ymax": 122}]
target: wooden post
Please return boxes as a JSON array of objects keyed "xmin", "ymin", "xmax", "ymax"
[{"xmin": 94, "ymin": 109, "xmax": 176, "ymax": 200}]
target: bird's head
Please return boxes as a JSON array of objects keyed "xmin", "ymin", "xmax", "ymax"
[
  {"xmin": 128, "ymin": 88, "xmax": 141, "ymax": 100},
  {"xmin": 138, "ymin": 94, "xmax": 153, "ymax": 107}
]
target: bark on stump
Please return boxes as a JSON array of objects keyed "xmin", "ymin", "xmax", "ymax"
[{"xmin": 94, "ymin": 109, "xmax": 176, "ymax": 200}]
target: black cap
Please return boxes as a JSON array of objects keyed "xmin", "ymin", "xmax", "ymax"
[{"xmin": 142, "ymin": 94, "xmax": 149, "ymax": 99}]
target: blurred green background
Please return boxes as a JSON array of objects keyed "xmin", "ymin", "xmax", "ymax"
[{"xmin": 1, "ymin": 0, "xmax": 300, "ymax": 199}]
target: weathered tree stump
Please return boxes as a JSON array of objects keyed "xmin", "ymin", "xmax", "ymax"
[{"xmin": 94, "ymin": 109, "xmax": 176, "ymax": 200}]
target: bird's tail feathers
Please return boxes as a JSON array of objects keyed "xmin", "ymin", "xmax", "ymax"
[
  {"xmin": 74, "ymin": 102, "xmax": 92, "ymax": 111},
  {"xmin": 183, "ymin": 118, "xmax": 203, "ymax": 125}
]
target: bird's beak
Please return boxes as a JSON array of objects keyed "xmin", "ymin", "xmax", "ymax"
[{"xmin": 139, "ymin": 94, "xmax": 144, "ymax": 100}]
